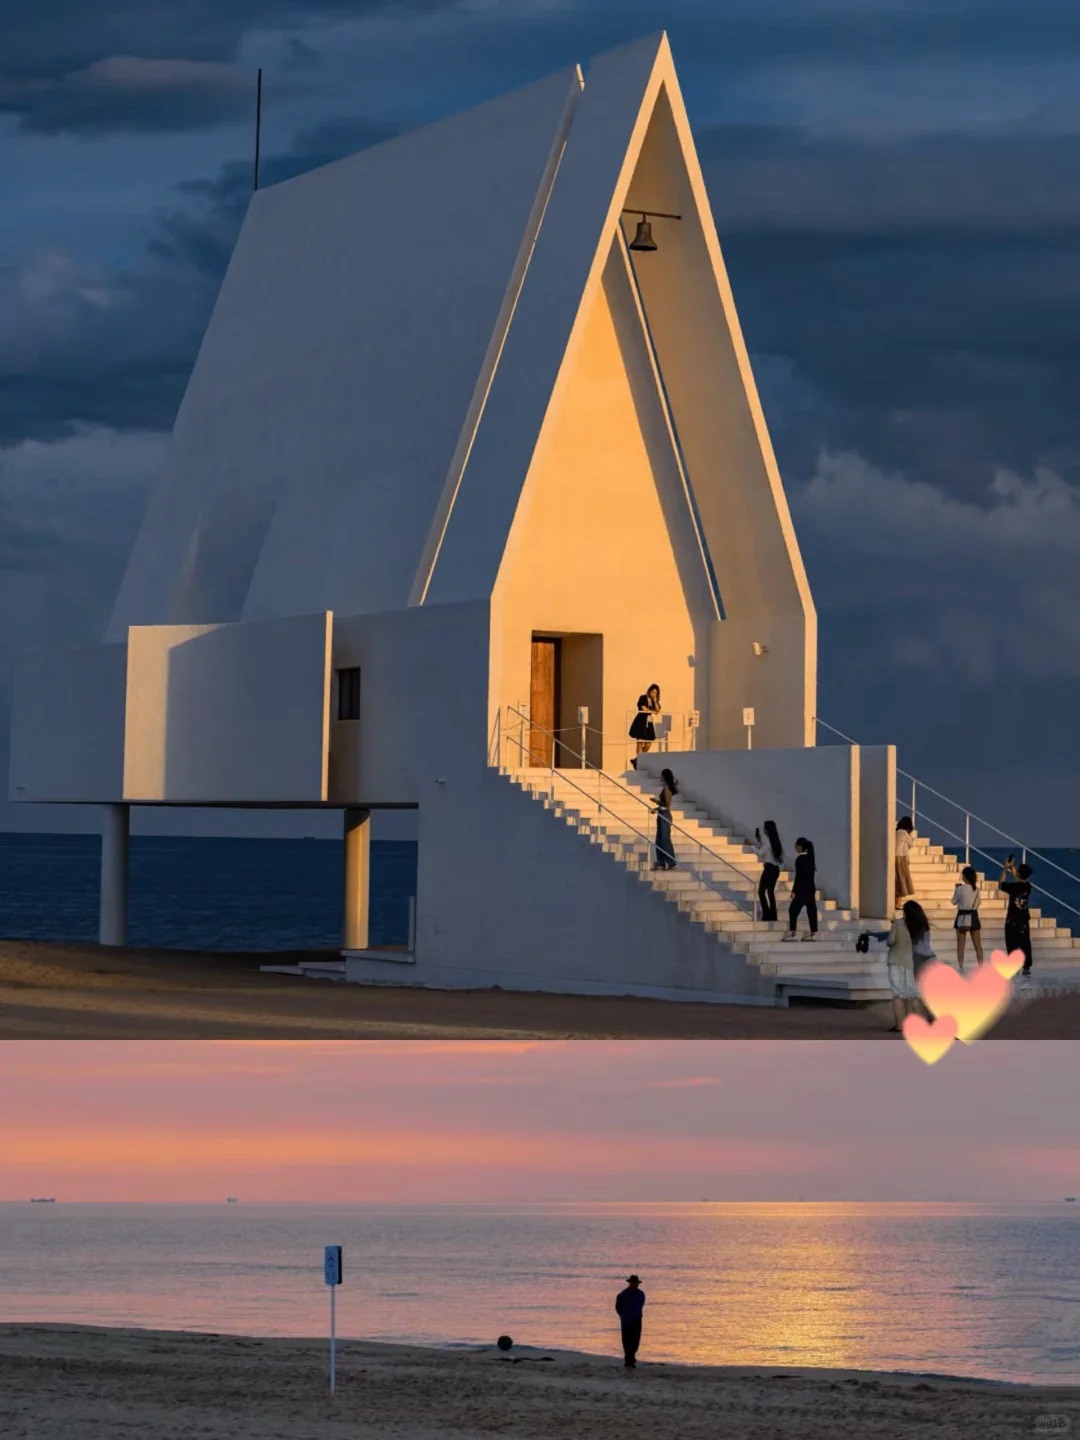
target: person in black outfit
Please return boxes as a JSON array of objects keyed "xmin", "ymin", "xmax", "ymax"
[
  {"xmin": 999, "ymin": 857, "xmax": 1034, "ymax": 977},
  {"xmin": 615, "ymin": 1274, "xmax": 646, "ymax": 1368},
  {"xmin": 628, "ymin": 685, "xmax": 661, "ymax": 767},
  {"xmin": 784, "ymin": 836, "xmax": 818, "ymax": 941},
  {"xmin": 651, "ymin": 769, "xmax": 678, "ymax": 871}
]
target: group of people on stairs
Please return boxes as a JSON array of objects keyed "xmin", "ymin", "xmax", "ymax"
[
  {"xmin": 893, "ymin": 816, "xmax": 1035, "ymax": 977},
  {"xmin": 886, "ymin": 816, "xmax": 1037, "ymax": 1032},
  {"xmin": 644, "ymin": 774, "xmax": 820, "ymax": 942},
  {"xmin": 631, "ymin": 687, "xmax": 1038, "ymax": 1006}
]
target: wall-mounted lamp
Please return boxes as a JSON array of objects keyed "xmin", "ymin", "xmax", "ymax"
[
  {"xmin": 752, "ymin": 642, "xmax": 769, "ymax": 657},
  {"xmin": 622, "ymin": 207, "xmax": 683, "ymax": 252}
]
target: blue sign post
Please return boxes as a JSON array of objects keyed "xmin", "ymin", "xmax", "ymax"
[{"xmin": 324, "ymin": 1246, "xmax": 343, "ymax": 1394}]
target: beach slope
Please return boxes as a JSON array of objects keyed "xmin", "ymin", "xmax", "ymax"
[
  {"xmin": 0, "ymin": 1324, "xmax": 1074, "ymax": 1440},
  {"xmin": 1, "ymin": 940, "xmax": 1076, "ymax": 1038}
]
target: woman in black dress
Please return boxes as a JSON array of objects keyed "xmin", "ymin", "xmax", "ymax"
[{"xmin": 629, "ymin": 684, "xmax": 661, "ymax": 767}]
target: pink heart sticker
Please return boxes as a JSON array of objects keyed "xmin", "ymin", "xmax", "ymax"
[
  {"xmin": 991, "ymin": 948, "xmax": 1026, "ymax": 980},
  {"xmin": 917, "ymin": 960, "xmax": 1012, "ymax": 1043},
  {"xmin": 902, "ymin": 1012, "xmax": 959, "ymax": 1065}
]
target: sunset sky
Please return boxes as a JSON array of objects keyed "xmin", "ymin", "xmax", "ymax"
[{"xmin": 1, "ymin": 1041, "xmax": 1076, "ymax": 1203}]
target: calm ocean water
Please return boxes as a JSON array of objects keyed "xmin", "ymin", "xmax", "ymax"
[
  {"xmin": 0, "ymin": 834, "xmax": 416, "ymax": 950},
  {"xmin": 1, "ymin": 1202, "xmax": 1076, "ymax": 1382},
  {"xmin": 1, "ymin": 833, "xmax": 1079, "ymax": 952}
]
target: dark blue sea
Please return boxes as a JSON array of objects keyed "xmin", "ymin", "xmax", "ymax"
[
  {"xmin": 1, "ymin": 833, "xmax": 1079, "ymax": 952},
  {"xmin": 0, "ymin": 834, "xmax": 417, "ymax": 951}
]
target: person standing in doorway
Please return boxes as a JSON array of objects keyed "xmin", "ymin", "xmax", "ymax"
[
  {"xmin": 628, "ymin": 685, "xmax": 662, "ymax": 768},
  {"xmin": 951, "ymin": 866, "xmax": 984, "ymax": 970},
  {"xmin": 895, "ymin": 817, "xmax": 915, "ymax": 904},
  {"xmin": 999, "ymin": 856, "xmax": 1034, "ymax": 978},
  {"xmin": 652, "ymin": 769, "xmax": 678, "ymax": 871},
  {"xmin": 747, "ymin": 820, "xmax": 784, "ymax": 922},
  {"xmin": 784, "ymin": 837, "xmax": 818, "ymax": 941},
  {"xmin": 615, "ymin": 1275, "xmax": 646, "ymax": 1369}
]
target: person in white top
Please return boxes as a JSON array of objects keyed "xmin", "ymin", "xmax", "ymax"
[
  {"xmin": 895, "ymin": 817, "xmax": 915, "ymax": 904},
  {"xmin": 951, "ymin": 864, "xmax": 984, "ymax": 970},
  {"xmin": 745, "ymin": 821, "xmax": 784, "ymax": 923}
]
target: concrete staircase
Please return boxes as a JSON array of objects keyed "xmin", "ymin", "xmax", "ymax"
[
  {"xmin": 506, "ymin": 767, "xmax": 892, "ymax": 1002},
  {"xmin": 506, "ymin": 766, "xmax": 1080, "ymax": 1003},
  {"xmin": 905, "ymin": 837, "xmax": 1080, "ymax": 977}
]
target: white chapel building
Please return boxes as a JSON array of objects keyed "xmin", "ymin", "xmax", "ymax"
[{"xmin": 13, "ymin": 34, "xmax": 1075, "ymax": 1003}]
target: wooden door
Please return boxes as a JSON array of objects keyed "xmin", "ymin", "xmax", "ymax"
[{"xmin": 529, "ymin": 638, "xmax": 560, "ymax": 766}]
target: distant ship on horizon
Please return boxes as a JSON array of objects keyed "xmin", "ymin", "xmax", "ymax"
[
  {"xmin": 29, "ymin": 1197, "xmax": 56, "ymax": 1204},
  {"xmin": 226, "ymin": 1197, "xmax": 238, "ymax": 1204}
]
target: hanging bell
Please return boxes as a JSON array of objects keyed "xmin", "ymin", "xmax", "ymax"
[{"xmin": 628, "ymin": 216, "xmax": 657, "ymax": 252}]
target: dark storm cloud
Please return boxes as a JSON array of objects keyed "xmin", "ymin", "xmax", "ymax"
[
  {"xmin": 693, "ymin": 124, "xmax": 1080, "ymax": 490},
  {"xmin": 4, "ymin": 0, "xmax": 1080, "ymax": 123},
  {"xmin": 4, "ymin": 0, "xmax": 1080, "ymax": 487},
  {"xmin": 0, "ymin": 56, "xmax": 257, "ymax": 136},
  {"xmin": 0, "ymin": 0, "xmax": 453, "ymax": 80},
  {"xmin": 0, "ymin": 112, "xmax": 399, "ymax": 446}
]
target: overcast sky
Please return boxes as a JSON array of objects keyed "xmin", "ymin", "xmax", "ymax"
[
  {"xmin": 3, "ymin": 1, "xmax": 1080, "ymax": 838},
  {"xmin": 1, "ymin": 1040, "xmax": 1076, "ymax": 1201}
]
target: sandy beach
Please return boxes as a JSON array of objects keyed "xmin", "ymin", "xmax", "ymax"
[
  {"xmin": 1, "ymin": 1324, "xmax": 1074, "ymax": 1440},
  {"xmin": 0, "ymin": 938, "xmax": 1076, "ymax": 1039}
]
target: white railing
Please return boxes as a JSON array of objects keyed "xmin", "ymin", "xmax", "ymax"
[
  {"xmin": 814, "ymin": 716, "xmax": 1080, "ymax": 923},
  {"xmin": 622, "ymin": 709, "xmax": 697, "ymax": 758},
  {"xmin": 501, "ymin": 705, "xmax": 759, "ymax": 932}
]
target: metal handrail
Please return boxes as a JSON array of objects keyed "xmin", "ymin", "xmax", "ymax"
[
  {"xmin": 813, "ymin": 715, "xmax": 1080, "ymax": 897},
  {"xmin": 910, "ymin": 803, "xmax": 1080, "ymax": 923},
  {"xmin": 502, "ymin": 706, "xmax": 759, "ymax": 929}
]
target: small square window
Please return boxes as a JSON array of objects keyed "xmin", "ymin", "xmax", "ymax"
[{"xmin": 337, "ymin": 667, "xmax": 361, "ymax": 722}]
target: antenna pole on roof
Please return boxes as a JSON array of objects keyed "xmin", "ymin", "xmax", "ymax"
[{"xmin": 253, "ymin": 68, "xmax": 263, "ymax": 192}]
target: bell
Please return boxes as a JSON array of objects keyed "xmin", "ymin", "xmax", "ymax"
[{"xmin": 628, "ymin": 217, "xmax": 657, "ymax": 252}]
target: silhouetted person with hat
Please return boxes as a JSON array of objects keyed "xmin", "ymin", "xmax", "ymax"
[{"xmin": 615, "ymin": 1274, "xmax": 646, "ymax": 1368}]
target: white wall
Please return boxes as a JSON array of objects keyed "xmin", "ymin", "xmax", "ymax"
[
  {"xmin": 328, "ymin": 601, "xmax": 492, "ymax": 806},
  {"xmin": 708, "ymin": 615, "xmax": 816, "ymax": 752},
  {"xmin": 124, "ymin": 613, "xmax": 330, "ymax": 803},
  {"xmin": 858, "ymin": 744, "xmax": 896, "ymax": 921},
  {"xmin": 107, "ymin": 67, "xmax": 581, "ymax": 637},
  {"xmin": 489, "ymin": 242, "xmax": 716, "ymax": 772},
  {"xmin": 636, "ymin": 745, "xmax": 860, "ymax": 911},
  {"xmin": 425, "ymin": 35, "xmax": 673, "ymax": 608},
  {"xmin": 627, "ymin": 83, "xmax": 817, "ymax": 752},
  {"xmin": 349, "ymin": 764, "xmax": 774, "ymax": 1002},
  {"xmin": 330, "ymin": 597, "xmax": 769, "ymax": 1000},
  {"xmin": 9, "ymin": 643, "xmax": 127, "ymax": 803}
]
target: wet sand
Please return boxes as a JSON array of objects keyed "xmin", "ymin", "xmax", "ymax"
[
  {"xmin": 0, "ymin": 940, "xmax": 1075, "ymax": 1040},
  {"xmin": 1, "ymin": 1325, "xmax": 1074, "ymax": 1440}
]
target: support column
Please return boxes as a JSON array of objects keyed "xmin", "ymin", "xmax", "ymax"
[
  {"xmin": 99, "ymin": 803, "xmax": 130, "ymax": 946},
  {"xmin": 343, "ymin": 808, "xmax": 371, "ymax": 952}
]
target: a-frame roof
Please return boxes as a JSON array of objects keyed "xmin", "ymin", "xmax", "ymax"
[
  {"xmin": 424, "ymin": 32, "xmax": 814, "ymax": 628},
  {"xmin": 107, "ymin": 32, "xmax": 812, "ymax": 636}
]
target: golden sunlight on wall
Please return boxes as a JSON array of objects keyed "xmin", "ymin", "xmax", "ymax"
[{"xmin": 491, "ymin": 242, "xmax": 716, "ymax": 771}]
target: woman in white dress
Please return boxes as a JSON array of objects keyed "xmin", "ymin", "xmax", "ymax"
[
  {"xmin": 886, "ymin": 900, "xmax": 934, "ymax": 1032},
  {"xmin": 951, "ymin": 864, "xmax": 984, "ymax": 970}
]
